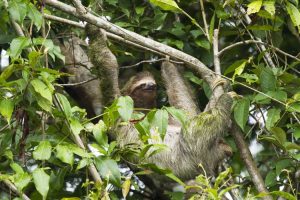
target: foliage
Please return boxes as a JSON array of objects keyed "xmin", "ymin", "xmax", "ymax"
[{"xmin": 0, "ymin": 0, "xmax": 300, "ymax": 199}]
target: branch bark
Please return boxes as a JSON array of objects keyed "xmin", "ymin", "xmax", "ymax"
[
  {"xmin": 44, "ymin": 0, "xmax": 216, "ymax": 84},
  {"xmin": 1, "ymin": 177, "xmax": 31, "ymax": 200},
  {"xmin": 231, "ymin": 123, "xmax": 272, "ymax": 200}
]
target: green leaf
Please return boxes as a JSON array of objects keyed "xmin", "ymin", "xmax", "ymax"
[
  {"xmin": 76, "ymin": 158, "xmax": 89, "ymax": 170},
  {"xmin": 10, "ymin": 163, "xmax": 24, "ymax": 174},
  {"xmin": 269, "ymin": 191, "xmax": 296, "ymax": 200},
  {"xmin": 234, "ymin": 98, "xmax": 250, "ymax": 131},
  {"xmin": 70, "ymin": 118, "xmax": 84, "ymax": 135},
  {"xmin": 224, "ymin": 59, "xmax": 247, "ymax": 75},
  {"xmin": 117, "ymin": 96, "xmax": 133, "ymax": 121},
  {"xmin": 214, "ymin": 168, "xmax": 232, "ymax": 189},
  {"xmin": 14, "ymin": 172, "xmax": 31, "ymax": 191},
  {"xmin": 8, "ymin": 0, "xmax": 27, "ymax": 23},
  {"xmin": 27, "ymin": 3, "xmax": 43, "ymax": 30},
  {"xmin": 149, "ymin": 0, "xmax": 181, "ymax": 12},
  {"xmin": 33, "ymin": 141, "xmax": 52, "ymax": 160},
  {"xmin": 122, "ymin": 179, "xmax": 131, "ymax": 198},
  {"xmin": 92, "ymin": 120, "xmax": 108, "ymax": 147},
  {"xmin": 270, "ymin": 127, "xmax": 286, "ymax": 144},
  {"xmin": 31, "ymin": 79, "xmax": 53, "ymax": 103},
  {"xmin": 260, "ymin": 67, "xmax": 276, "ymax": 92},
  {"xmin": 265, "ymin": 170, "xmax": 276, "ymax": 187},
  {"xmin": 9, "ymin": 37, "xmax": 30, "ymax": 58},
  {"xmin": 0, "ymin": 99, "xmax": 14, "ymax": 123},
  {"xmin": 95, "ymin": 157, "xmax": 121, "ymax": 187},
  {"xmin": 195, "ymin": 38, "xmax": 210, "ymax": 50},
  {"xmin": 164, "ymin": 107, "xmax": 187, "ymax": 127},
  {"xmin": 232, "ymin": 60, "xmax": 247, "ymax": 81},
  {"xmin": 56, "ymin": 144, "xmax": 74, "ymax": 166},
  {"xmin": 151, "ymin": 109, "xmax": 169, "ymax": 139},
  {"xmin": 247, "ymin": 0, "xmax": 263, "ymax": 14},
  {"xmin": 56, "ymin": 93, "xmax": 72, "ymax": 118},
  {"xmin": 286, "ymin": 2, "xmax": 300, "ymax": 28},
  {"xmin": 263, "ymin": 1, "xmax": 275, "ymax": 16},
  {"xmin": 33, "ymin": 168, "xmax": 50, "ymax": 200},
  {"xmin": 267, "ymin": 90, "xmax": 287, "ymax": 102},
  {"xmin": 266, "ymin": 108, "xmax": 281, "ymax": 130},
  {"xmin": 275, "ymin": 159, "xmax": 292, "ymax": 175}
]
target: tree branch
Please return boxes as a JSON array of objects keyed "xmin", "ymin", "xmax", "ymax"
[
  {"xmin": 43, "ymin": 13, "xmax": 167, "ymax": 58},
  {"xmin": 231, "ymin": 123, "xmax": 272, "ymax": 200},
  {"xmin": 44, "ymin": 0, "xmax": 216, "ymax": 84},
  {"xmin": 213, "ymin": 29, "xmax": 271, "ymax": 199},
  {"xmin": 236, "ymin": 4, "xmax": 276, "ymax": 68},
  {"xmin": 199, "ymin": 0, "xmax": 209, "ymax": 38},
  {"xmin": 1, "ymin": 177, "xmax": 31, "ymax": 200},
  {"xmin": 213, "ymin": 29, "xmax": 221, "ymax": 75}
]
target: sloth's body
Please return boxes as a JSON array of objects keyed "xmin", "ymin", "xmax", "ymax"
[{"xmin": 84, "ymin": 25, "xmax": 233, "ymax": 180}]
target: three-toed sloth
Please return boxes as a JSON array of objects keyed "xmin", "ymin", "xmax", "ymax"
[{"xmin": 81, "ymin": 25, "xmax": 233, "ymax": 180}]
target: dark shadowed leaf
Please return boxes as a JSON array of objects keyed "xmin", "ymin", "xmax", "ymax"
[{"xmin": 234, "ymin": 98, "xmax": 250, "ymax": 131}]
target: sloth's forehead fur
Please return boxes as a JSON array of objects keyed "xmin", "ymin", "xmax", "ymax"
[{"xmin": 129, "ymin": 71, "xmax": 156, "ymax": 91}]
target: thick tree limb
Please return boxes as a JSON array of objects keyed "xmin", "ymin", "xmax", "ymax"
[
  {"xmin": 231, "ymin": 123, "xmax": 272, "ymax": 200},
  {"xmin": 44, "ymin": 0, "xmax": 215, "ymax": 84},
  {"xmin": 213, "ymin": 29, "xmax": 271, "ymax": 199},
  {"xmin": 43, "ymin": 14, "xmax": 166, "ymax": 57}
]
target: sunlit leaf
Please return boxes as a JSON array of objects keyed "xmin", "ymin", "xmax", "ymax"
[
  {"xmin": 286, "ymin": 2, "xmax": 300, "ymax": 29},
  {"xmin": 31, "ymin": 79, "xmax": 52, "ymax": 103},
  {"xmin": 149, "ymin": 0, "xmax": 181, "ymax": 12},
  {"xmin": 247, "ymin": 0, "xmax": 263, "ymax": 14},
  {"xmin": 56, "ymin": 93, "xmax": 72, "ymax": 118},
  {"xmin": 93, "ymin": 120, "xmax": 108, "ymax": 147},
  {"xmin": 151, "ymin": 109, "xmax": 169, "ymax": 139},
  {"xmin": 263, "ymin": 1, "xmax": 275, "ymax": 16},
  {"xmin": 95, "ymin": 157, "xmax": 121, "ymax": 187},
  {"xmin": 56, "ymin": 144, "xmax": 74, "ymax": 166},
  {"xmin": 33, "ymin": 141, "xmax": 52, "ymax": 160},
  {"xmin": 122, "ymin": 179, "xmax": 131, "ymax": 198},
  {"xmin": 0, "ymin": 99, "xmax": 14, "ymax": 123},
  {"xmin": 27, "ymin": 3, "xmax": 43, "ymax": 30},
  {"xmin": 9, "ymin": 37, "xmax": 30, "ymax": 58},
  {"xmin": 117, "ymin": 96, "xmax": 133, "ymax": 121},
  {"xmin": 13, "ymin": 172, "xmax": 31, "ymax": 191},
  {"xmin": 70, "ymin": 118, "xmax": 84, "ymax": 135},
  {"xmin": 33, "ymin": 168, "xmax": 50, "ymax": 200}
]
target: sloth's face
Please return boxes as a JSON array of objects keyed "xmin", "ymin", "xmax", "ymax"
[{"xmin": 130, "ymin": 81, "xmax": 157, "ymax": 110}]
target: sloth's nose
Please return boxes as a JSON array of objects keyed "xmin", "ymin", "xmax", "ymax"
[{"xmin": 143, "ymin": 82, "xmax": 156, "ymax": 90}]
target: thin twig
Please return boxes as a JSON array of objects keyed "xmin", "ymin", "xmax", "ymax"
[
  {"xmin": 121, "ymin": 58, "xmax": 184, "ymax": 69},
  {"xmin": 199, "ymin": 0, "xmax": 209, "ymax": 38},
  {"xmin": 236, "ymin": 3, "xmax": 276, "ymax": 68},
  {"xmin": 1, "ymin": 178, "xmax": 31, "ymax": 200},
  {"xmin": 58, "ymin": 77, "xmax": 98, "ymax": 86},
  {"xmin": 219, "ymin": 40, "xmax": 300, "ymax": 62}
]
